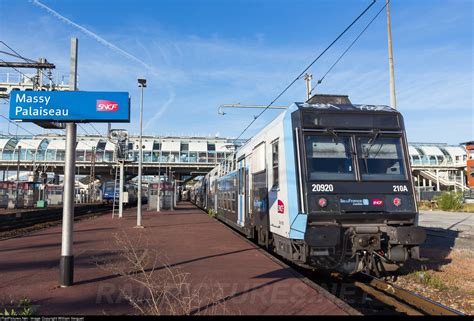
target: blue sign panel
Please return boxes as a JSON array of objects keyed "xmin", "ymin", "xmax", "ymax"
[{"xmin": 9, "ymin": 91, "xmax": 130, "ymax": 123}]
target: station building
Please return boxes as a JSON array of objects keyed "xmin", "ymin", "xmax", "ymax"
[
  {"xmin": 0, "ymin": 134, "xmax": 470, "ymax": 199},
  {"xmin": 462, "ymin": 141, "xmax": 474, "ymax": 190},
  {"xmin": 0, "ymin": 134, "xmax": 238, "ymax": 179},
  {"xmin": 408, "ymin": 143, "xmax": 468, "ymax": 197}
]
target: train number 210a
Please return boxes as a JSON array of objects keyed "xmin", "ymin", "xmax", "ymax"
[
  {"xmin": 393, "ymin": 185, "xmax": 408, "ymax": 192},
  {"xmin": 312, "ymin": 184, "xmax": 334, "ymax": 192}
]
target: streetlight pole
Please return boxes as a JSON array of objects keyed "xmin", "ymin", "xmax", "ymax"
[
  {"xmin": 386, "ymin": 0, "xmax": 397, "ymax": 109},
  {"xmin": 136, "ymin": 78, "xmax": 146, "ymax": 228},
  {"xmin": 157, "ymin": 160, "xmax": 161, "ymax": 212},
  {"xmin": 16, "ymin": 145, "xmax": 21, "ymax": 209}
]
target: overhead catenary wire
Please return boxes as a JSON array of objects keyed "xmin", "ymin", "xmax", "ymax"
[
  {"xmin": 0, "ymin": 114, "xmax": 46, "ymax": 150},
  {"xmin": 311, "ymin": 0, "xmax": 390, "ymax": 93},
  {"xmin": 0, "ymin": 44, "xmax": 109, "ymax": 152},
  {"xmin": 0, "ymin": 114, "xmax": 36, "ymax": 136},
  {"xmin": 0, "ymin": 42, "xmax": 60, "ymax": 89},
  {"xmin": 0, "ymin": 41, "xmax": 36, "ymax": 63},
  {"xmin": 0, "ymin": 57, "xmax": 37, "ymax": 83},
  {"xmin": 0, "ymin": 50, "xmax": 33, "ymax": 61},
  {"xmin": 77, "ymin": 124, "xmax": 100, "ymax": 149},
  {"xmin": 231, "ymin": 0, "xmax": 377, "ymax": 144},
  {"xmin": 88, "ymin": 123, "xmax": 103, "ymax": 136}
]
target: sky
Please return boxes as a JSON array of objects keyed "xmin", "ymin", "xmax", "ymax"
[{"xmin": 0, "ymin": 0, "xmax": 472, "ymax": 144}]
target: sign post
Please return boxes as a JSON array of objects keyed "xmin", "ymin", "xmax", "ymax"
[
  {"xmin": 60, "ymin": 37, "xmax": 78, "ymax": 287},
  {"xmin": 8, "ymin": 38, "xmax": 130, "ymax": 287}
]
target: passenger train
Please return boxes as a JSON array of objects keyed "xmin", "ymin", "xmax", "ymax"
[
  {"xmin": 191, "ymin": 95, "xmax": 426, "ymax": 275},
  {"xmin": 102, "ymin": 180, "xmax": 139, "ymax": 206}
]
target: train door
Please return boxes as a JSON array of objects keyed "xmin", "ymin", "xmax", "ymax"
[
  {"xmin": 251, "ymin": 143, "xmax": 270, "ymax": 247},
  {"xmin": 237, "ymin": 157, "xmax": 246, "ymax": 227},
  {"xmin": 245, "ymin": 157, "xmax": 251, "ymax": 236},
  {"xmin": 245, "ymin": 155, "xmax": 253, "ymax": 237},
  {"xmin": 203, "ymin": 178, "xmax": 208, "ymax": 210}
]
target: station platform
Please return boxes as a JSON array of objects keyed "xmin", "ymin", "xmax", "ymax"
[
  {"xmin": 0, "ymin": 202, "xmax": 355, "ymax": 315},
  {"xmin": 419, "ymin": 210, "xmax": 474, "ymax": 251}
]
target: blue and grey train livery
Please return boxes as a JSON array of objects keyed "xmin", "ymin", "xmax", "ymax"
[{"xmin": 192, "ymin": 95, "xmax": 426, "ymax": 275}]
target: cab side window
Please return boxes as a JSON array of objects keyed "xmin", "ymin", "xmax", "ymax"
[{"xmin": 272, "ymin": 140, "xmax": 279, "ymax": 188}]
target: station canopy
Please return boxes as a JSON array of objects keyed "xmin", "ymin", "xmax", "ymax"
[
  {"xmin": 443, "ymin": 146, "xmax": 466, "ymax": 158},
  {"xmin": 408, "ymin": 146, "xmax": 420, "ymax": 156},
  {"xmin": 215, "ymin": 142, "xmax": 229, "ymax": 152},
  {"xmin": 161, "ymin": 141, "xmax": 181, "ymax": 152},
  {"xmin": 16, "ymin": 138, "xmax": 47, "ymax": 151},
  {"xmin": 189, "ymin": 142, "xmax": 207, "ymax": 152},
  {"xmin": 76, "ymin": 140, "xmax": 99, "ymax": 150},
  {"xmin": 46, "ymin": 139, "xmax": 66, "ymax": 151},
  {"xmin": 418, "ymin": 146, "xmax": 444, "ymax": 157}
]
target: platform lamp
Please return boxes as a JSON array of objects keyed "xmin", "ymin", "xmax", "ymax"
[
  {"xmin": 136, "ymin": 78, "xmax": 146, "ymax": 228},
  {"xmin": 15, "ymin": 145, "xmax": 21, "ymax": 209}
]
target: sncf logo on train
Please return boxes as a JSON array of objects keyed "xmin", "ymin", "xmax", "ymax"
[
  {"xmin": 277, "ymin": 200, "xmax": 285, "ymax": 214},
  {"xmin": 372, "ymin": 199, "xmax": 384, "ymax": 206},
  {"xmin": 96, "ymin": 100, "xmax": 119, "ymax": 112}
]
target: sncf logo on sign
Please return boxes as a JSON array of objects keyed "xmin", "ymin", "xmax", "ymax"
[{"xmin": 96, "ymin": 100, "xmax": 119, "ymax": 112}]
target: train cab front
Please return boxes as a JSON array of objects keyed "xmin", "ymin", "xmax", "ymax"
[{"xmin": 294, "ymin": 105, "xmax": 426, "ymax": 275}]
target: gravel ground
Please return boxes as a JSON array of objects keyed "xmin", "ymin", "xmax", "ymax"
[{"xmin": 391, "ymin": 211, "xmax": 474, "ymax": 315}]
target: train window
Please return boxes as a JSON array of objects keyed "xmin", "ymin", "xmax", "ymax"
[
  {"xmin": 305, "ymin": 135, "xmax": 355, "ymax": 180},
  {"xmin": 272, "ymin": 140, "xmax": 279, "ymax": 188},
  {"xmin": 356, "ymin": 136, "xmax": 406, "ymax": 181}
]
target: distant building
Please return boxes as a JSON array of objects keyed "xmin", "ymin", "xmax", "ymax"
[
  {"xmin": 461, "ymin": 141, "xmax": 474, "ymax": 190},
  {"xmin": 408, "ymin": 143, "xmax": 467, "ymax": 198}
]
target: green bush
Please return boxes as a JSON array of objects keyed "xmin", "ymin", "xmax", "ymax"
[
  {"xmin": 0, "ymin": 298, "xmax": 34, "ymax": 316},
  {"xmin": 435, "ymin": 192, "xmax": 464, "ymax": 211},
  {"xmin": 207, "ymin": 208, "xmax": 217, "ymax": 218}
]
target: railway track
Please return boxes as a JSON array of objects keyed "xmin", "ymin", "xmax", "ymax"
[
  {"xmin": 204, "ymin": 208, "xmax": 465, "ymax": 315},
  {"xmin": 0, "ymin": 204, "xmax": 112, "ymax": 240},
  {"xmin": 344, "ymin": 272, "xmax": 463, "ymax": 316}
]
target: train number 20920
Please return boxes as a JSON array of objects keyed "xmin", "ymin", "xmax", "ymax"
[{"xmin": 312, "ymin": 184, "xmax": 334, "ymax": 192}]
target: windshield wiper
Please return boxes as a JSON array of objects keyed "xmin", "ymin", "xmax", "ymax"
[
  {"xmin": 362, "ymin": 130, "xmax": 380, "ymax": 173},
  {"xmin": 326, "ymin": 128, "xmax": 340, "ymax": 144},
  {"xmin": 367, "ymin": 129, "xmax": 380, "ymax": 147}
]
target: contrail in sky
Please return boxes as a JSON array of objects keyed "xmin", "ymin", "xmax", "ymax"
[
  {"xmin": 30, "ymin": 0, "xmax": 176, "ymax": 128},
  {"xmin": 144, "ymin": 88, "xmax": 176, "ymax": 131},
  {"xmin": 31, "ymin": 0, "xmax": 153, "ymax": 71}
]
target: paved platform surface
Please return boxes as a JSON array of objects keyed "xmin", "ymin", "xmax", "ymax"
[
  {"xmin": 419, "ymin": 211, "xmax": 473, "ymax": 251},
  {"xmin": 419, "ymin": 211, "xmax": 473, "ymax": 232},
  {"xmin": 0, "ymin": 202, "xmax": 352, "ymax": 315}
]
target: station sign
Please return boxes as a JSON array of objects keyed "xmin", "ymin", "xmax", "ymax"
[{"xmin": 9, "ymin": 90, "xmax": 130, "ymax": 123}]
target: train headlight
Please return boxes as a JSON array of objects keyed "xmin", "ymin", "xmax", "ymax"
[
  {"xmin": 318, "ymin": 197, "xmax": 328, "ymax": 208},
  {"xmin": 393, "ymin": 197, "xmax": 401, "ymax": 207}
]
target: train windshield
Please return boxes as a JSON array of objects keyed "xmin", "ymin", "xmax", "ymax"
[
  {"xmin": 305, "ymin": 135, "xmax": 355, "ymax": 180},
  {"xmin": 104, "ymin": 182, "xmax": 116, "ymax": 193},
  {"xmin": 356, "ymin": 135, "xmax": 406, "ymax": 181}
]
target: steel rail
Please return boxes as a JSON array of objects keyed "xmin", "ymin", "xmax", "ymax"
[{"xmin": 355, "ymin": 272, "xmax": 464, "ymax": 316}]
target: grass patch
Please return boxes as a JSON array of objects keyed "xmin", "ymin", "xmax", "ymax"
[
  {"xmin": 207, "ymin": 208, "xmax": 217, "ymax": 218},
  {"xmin": 408, "ymin": 271, "xmax": 449, "ymax": 290},
  {"xmin": 417, "ymin": 196, "xmax": 474, "ymax": 212},
  {"xmin": 0, "ymin": 297, "xmax": 35, "ymax": 316},
  {"xmin": 461, "ymin": 203, "xmax": 474, "ymax": 213}
]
